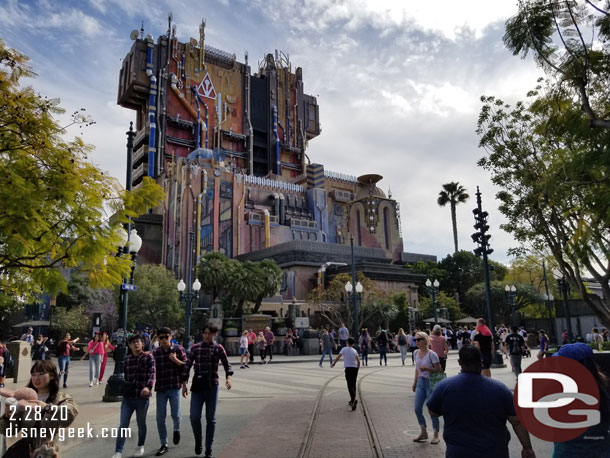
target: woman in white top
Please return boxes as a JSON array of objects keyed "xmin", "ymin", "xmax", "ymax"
[
  {"xmin": 239, "ymin": 331, "xmax": 250, "ymax": 369},
  {"xmin": 412, "ymin": 331, "xmax": 442, "ymax": 444}
]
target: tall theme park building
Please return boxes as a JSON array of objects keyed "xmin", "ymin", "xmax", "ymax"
[{"xmin": 117, "ymin": 19, "xmax": 433, "ymax": 316}]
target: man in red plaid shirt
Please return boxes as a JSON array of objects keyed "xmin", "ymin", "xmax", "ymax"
[
  {"xmin": 182, "ymin": 323, "xmax": 232, "ymax": 458},
  {"xmin": 153, "ymin": 327, "xmax": 187, "ymax": 456},
  {"xmin": 112, "ymin": 334, "xmax": 155, "ymax": 458}
]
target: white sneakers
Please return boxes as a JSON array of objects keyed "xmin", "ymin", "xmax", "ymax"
[
  {"xmin": 89, "ymin": 378, "xmax": 99, "ymax": 387},
  {"xmin": 134, "ymin": 446, "xmax": 145, "ymax": 457},
  {"xmin": 89, "ymin": 382, "xmax": 93, "ymax": 387},
  {"xmin": 111, "ymin": 453, "xmax": 121, "ymax": 458}
]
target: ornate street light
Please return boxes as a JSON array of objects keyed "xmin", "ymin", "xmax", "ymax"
[
  {"xmin": 425, "ymin": 279, "xmax": 440, "ymax": 325},
  {"xmin": 179, "ymin": 276, "xmax": 201, "ymax": 351},
  {"xmin": 505, "ymin": 284, "xmax": 517, "ymax": 326},
  {"xmin": 103, "ymin": 226, "xmax": 142, "ymax": 402}
]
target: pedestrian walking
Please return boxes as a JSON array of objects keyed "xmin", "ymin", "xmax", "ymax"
[
  {"xmin": 537, "ymin": 329, "xmax": 549, "ymax": 360},
  {"xmin": 247, "ymin": 328, "xmax": 256, "ymax": 364},
  {"xmin": 473, "ymin": 318, "xmax": 494, "ymax": 378},
  {"xmin": 239, "ymin": 331, "xmax": 250, "ymax": 369},
  {"xmin": 264, "ymin": 326, "xmax": 275, "ymax": 362},
  {"xmin": 552, "ymin": 343, "xmax": 610, "ymax": 457},
  {"xmin": 20, "ymin": 327, "xmax": 34, "ymax": 345},
  {"xmin": 99, "ymin": 332, "xmax": 116, "ymax": 383},
  {"xmin": 430, "ymin": 325, "xmax": 449, "ymax": 372},
  {"xmin": 0, "ymin": 359, "xmax": 78, "ymax": 458},
  {"xmin": 376, "ymin": 330, "xmax": 389, "ymax": 366},
  {"xmin": 427, "ymin": 345, "xmax": 536, "ymax": 458},
  {"xmin": 81, "ymin": 332, "xmax": 104, "ymax": 387},
  {"xmin": 397, "ymin": 328, "xmax": 408, "ymax": 365},
  {"xmin": 338, "ymin": 323, "xmax": 349, "ymax": 349},
  {"xmin": 153, "ymin": 327, "xmax": 187, "ymax": 456},
  {"xmin": 412, "ymin": 331, "xmax": 441, "ymax": 444},
  {"xmin": 31, "ymin": 334, "xmax": 49, "ymax": 361},
  {"xmin": 57, "ymin": 332, "xmax": 79, "ymax": 388},
  {"xmin": 331, "ymin": 337, "xmax": 360, "ymax": 410},
  {"xmin": 182, "ymin": 324, "xmax": 233, "ymax": 458},
  {"xmin": 359, "ymin": 329, "xmax": 371, "ymax": 366},
  {"xmin": 409, "ymin": 330, "xmax": 418, "ymax": 365},
  {"xmin": 256, "ymin": 332, "xmax": 267, "ymax": 364},
  {"xmin": 112, "ymin": 334, "xmax": 155, "ymax": 458},
  {"xmin": 505, "ymin": 326, "xmax": 527, "ymax": 378},
  {"xmin": 319, "ymin": 328, "xmax": 334, "ymax": 367},
  {"xmin": 0, "ymin": 341, "xmax": 10, "ymax": 388}
]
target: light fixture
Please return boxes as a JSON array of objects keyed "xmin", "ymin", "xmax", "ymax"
[
  {"xmin": 128, "ymin": 229, "xmax": 143, "ymax": 253},
  {"xmin": 177, "ymin": 279, "xmax": 186, "ymax": 292},
  {"xmin": 425, "ymin": 279, "xmax": 432, "ymax": 287},
  {"xmin": 355, "ymin": 282, "xmax": 363, "ymax": 294},
  {"xmin": 433, "ymin": 279, "xmax": 440, "ymax": 288},
  {"xmin": 192, "ymin": 279, "xmax": 201, "ymax": 291},
  {"xmin": 344, "ymin": 282, "xmax": 353, "ymax": 293}
]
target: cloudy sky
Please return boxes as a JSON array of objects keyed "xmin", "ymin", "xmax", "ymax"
[{"xmin": 0, "ymin": 0, "xmax": 542, "ymax": 265}]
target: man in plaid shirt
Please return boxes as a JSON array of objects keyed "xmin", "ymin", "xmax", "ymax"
[
  {"xmin": 182, "ymin": 323, "xmax": 233, "ymax": 458},
  {"xmin": 153, "ymin": 327, "xmax": 187, "ymax": 456},
  {"xmin": 112, "ymin": 334, "xmax": 155, "ymax": 458}
]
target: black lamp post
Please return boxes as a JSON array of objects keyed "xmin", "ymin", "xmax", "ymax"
[
  {"xmin": 557, "ymin": 277, "xmax": 573, "ymax": 342},
  {"xmin": 345, "ymin": 280, "xmax": 363, "ymax": 338},
  {"xmin": 505, "ymin": 284, "xmax": 517, "ymax": 326},
  {"xmin": 348, "ymin": 234, "xmax": 359, "ymax": 338},
  {"xmin": 103, "ymin": 227, "xmax": 142, "ymax": 402},
  {"xmin": 178, "ymin": 230, "xmax": 201, "ymax": 351},
  {"xmin": 425, "ymin": 279, "xmax": 440, "ymax": 325}
]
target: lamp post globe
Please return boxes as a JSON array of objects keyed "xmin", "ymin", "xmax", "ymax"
[
  {"xmin": 177, "ymin": 279, "xmax": 186, "ymax": 292},
  {"xmin": 193, "ymin": 278, "xmax": 202, "ymax": 292}
]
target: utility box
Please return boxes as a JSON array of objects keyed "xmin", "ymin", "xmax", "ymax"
[{"xmin": 8, "ymin": 341, "xmax": 32, "ymax": 383}]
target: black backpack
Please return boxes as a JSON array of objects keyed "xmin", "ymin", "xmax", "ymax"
[{"xmin": 398, "ymin": 335, "xmax": 407, "ymax": 346}]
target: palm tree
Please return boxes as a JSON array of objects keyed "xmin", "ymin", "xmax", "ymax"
[{"xmin": 437, "ymin": 182, "xmax": 470, "ymax": 253}]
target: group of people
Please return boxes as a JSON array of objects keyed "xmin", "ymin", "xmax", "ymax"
[
  {"xmin": 112, "ymin": 323, "xmax": 232, "ymax": 458},
  {"xmin": 238, "ymin": 327, "xmax": 276, "ymax": 368}
]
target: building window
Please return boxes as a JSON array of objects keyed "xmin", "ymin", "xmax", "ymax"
[
  {"xmin": 384, "ymin": 207, "xmax": 390, "ymax": 250},
  {"xmin": 356, "ymin": 210, "xmax": 362, "ymax": 246}
]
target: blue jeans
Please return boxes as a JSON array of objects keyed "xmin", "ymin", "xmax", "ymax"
[
  {"xmin": 157, "ymin": 389, "xmax": 181, "ymax": 446},
  {"xmin": 89, "ymin": 354, "xmax": 101, "ymax": 383},
  {"xmin": 115, "ymin": 397, "xmax": 149, "ymax": 453},
  {"xmin": 190, "ymin": 386, "xmax": 219, "ymax": 451},
  {"xmin": 414, "ymin": 377, "xmax": 439, "ymax": 431},
  {"xmin": 319, "ymin": 347, "xmax": 333, "ymax": 365},
  {"xmin": 58, "ymin": 355, "xmax": 70, "ymax": 385},
  {"xmin": 378, "ymin": 344, "xmax": 387, "ymax": 364}
]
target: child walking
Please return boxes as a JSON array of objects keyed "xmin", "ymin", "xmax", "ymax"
[{"xmin": 331, "ymin": 337, "xmax": 361, "ymax": 411}]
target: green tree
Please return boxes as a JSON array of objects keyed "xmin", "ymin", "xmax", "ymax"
[
  {"xmin": 504, "ymin": 0, "xmax": 610, "ymax": 128},
  {"xmin": 231, "ymin": 261, "xmax": 263, "ymax": 317},
  {"xmin": 0, "ymin": 40, "xmax": 164, "ymax": 302},
  {"xmin": 127, "ymin": 264, "xmax": 182, "ymax": 330},
  {"xmin": 251, "ymin": 259, "xmax": 282, "ymax": 313},
  {"xmin": 464, "ymin": 281, "xmax": 545, "ymax": 324},
  {"xmin": 197, "ymin": 252, "xmax": 234, "ymax": 304},
  {"xmin": 418, "ymin": 291, "xmax": 463, "ymax": 323},
  {"xmin": 51, "ymin": 305, "xmax": 90, "ymax": 338},
  {"xmin": 477, "ymin": 85, "xmax": 610, "ymax": 328},
  {"xmin": 437, "ymin": 182, "xmax": 470, "ymax": 253}
]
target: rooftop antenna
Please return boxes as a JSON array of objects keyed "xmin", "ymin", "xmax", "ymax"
[
  {"xmin": 245, "ymin": 50, "xmax": 248, "ymax": 66},
  {"xmin": 139, "ymin": 21, "xmax": 145, "ymax": 39},
  {"xmin": 167, "ymin": 12, "xmax": 173, "ymax": 37}
]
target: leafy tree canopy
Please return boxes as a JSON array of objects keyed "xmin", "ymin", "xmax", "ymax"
[
  {"xmin": 0, "ymin": 40, "xmax": 164, "ymax": 302},
  {"xmin": 127, "ymin": 264, "xmax": 182, "ymax": 330},
  {"xmin": 477, "ymin": 81, "xmax": 610, "ymax": 328}
]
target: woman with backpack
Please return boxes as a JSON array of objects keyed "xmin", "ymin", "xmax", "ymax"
[
  {"xmin": 376, "ymin": 330, "xmax": 389, "ymax": 366},
  {"xmin": 397, "ymin": 328, "xmax": 409, "ymax": 365},
  {"xmin": 359, "ymin": 329, "xmax": 371, "ymax": 366}
]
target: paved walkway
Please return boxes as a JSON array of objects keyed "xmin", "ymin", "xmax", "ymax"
[{"xmin": 1, "ymin": 351, "xmax": 554, "ymax": 457}]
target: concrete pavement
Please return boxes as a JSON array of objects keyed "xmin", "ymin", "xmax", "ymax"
[{"xmin": 2, "ymin": 351, "xmax": 554, "ymax": 457}]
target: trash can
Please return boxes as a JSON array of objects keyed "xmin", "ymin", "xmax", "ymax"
[{"xmin": 7, "ymin": 340, "xmax": 32, "ymax": 383}]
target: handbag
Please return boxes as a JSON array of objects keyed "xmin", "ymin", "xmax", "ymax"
[{"xmin": 429, "ymin": 372, "xmax": 447, "ymax": 391}]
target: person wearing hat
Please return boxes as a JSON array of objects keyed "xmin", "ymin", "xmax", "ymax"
[
  {"xmin": 552, "ymin": 343, "xmax": 610, "ymax": 457},
  {"xmin": 20, "ymin": 327, "xmax": 34, "ymax": 346}
]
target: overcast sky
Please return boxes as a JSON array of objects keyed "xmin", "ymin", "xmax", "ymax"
[{"xmin": 0, "ymin": 0, "xmax": 543, "ymax": 265}]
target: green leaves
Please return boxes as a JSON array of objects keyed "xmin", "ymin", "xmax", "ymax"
[{"xmin": 0, "ymin": 40, "xmax": 164, "ymax": 303}]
